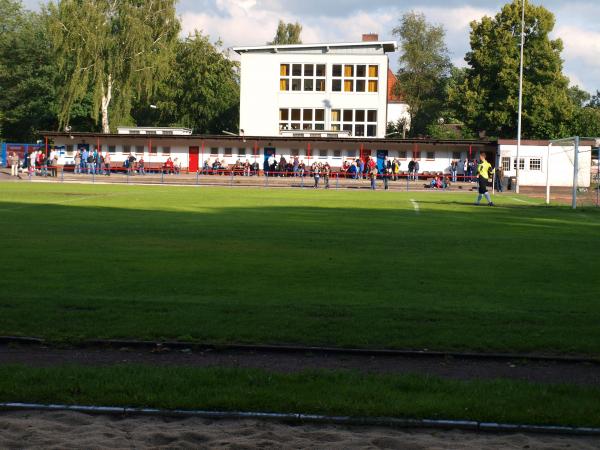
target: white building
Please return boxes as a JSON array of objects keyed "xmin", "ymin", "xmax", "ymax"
[
  {"xmin": 234, "ymin": 35, "xmax": 407, "ymax": 139},
  {"xmin": 498, "ymin": 140, "xmax": 593, "ymax": 188},
  {"xmin": 117, "ymin": 126, "xmax": 192, "ymax": 136}
]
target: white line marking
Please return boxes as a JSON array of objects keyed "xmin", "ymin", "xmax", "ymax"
[
  {"xmin": 410, "ymin": 199, "xmax": 420, "ymax": 214},
  {"xmin": 511, "ymin": 197, "xmax": 537, "ymax": 205}
]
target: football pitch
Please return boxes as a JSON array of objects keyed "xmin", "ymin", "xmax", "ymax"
[
  {"xmin": 2, "ymin": 182, "xmax": 600, "ymax": 428},
  {"xmin": 1, "ymin": 182, "xmax": 599, "ymax": 355}
]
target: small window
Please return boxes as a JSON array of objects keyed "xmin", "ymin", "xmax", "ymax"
[
  {"xmin": 291, "ymin": 109, "xmax": 301, "ymax": 121},
  {"xmin": 453, "ymin": 152, "xmax": 462, "ymax": 160},
  {"xmin": 316, "ymin": 64, "xmax": 326, "ymax": 77},
  {"xmin": 146, "ymin": 130, "xmax": 157, "ymax": 135},
  {"xmin": 292, "ymin": 64, "xmax": 302, "ymax": 76},
  {"xmin": 513, "ymin": 158, "xmax": 525, "ymax": 170},
  {"xmin": 427, "ymin": 152, "xmax": 435, "ymax": 160},
  {"xmin": 356, "ymin": 65, "xmax": 366, "ymax": 77},
  {"xmin": 530, "ymin": 158, "xmax": 541, "ymax": 171},
  {"xmin": 291, "ymin": 78, "xmax": 302, "ymax": 91},
  {"xmin": 238, "ymin": 148, "xmax": 246, "ymax": 156},
  {"xmin": 344, "ymin": 65, "xmax": 354, "ymax": 77},
  {"xmin": 280, "ymin": 64, "xmax": 289, "ymax": 76},
  {"xmin": 162, "ymin": 146, "xmax": 171, "ymax": 155},
  {"xmin": 343, "ymin": 110, "xmax": 353, "ymax": 122},
  {"xmin": 315, "ymin": 109, "xmax": 325, "ymax": 122},
  {"xmin": 316, "ymin": 79, "xmax": 326, "ymax": 92},
  {"xmin": 108, "ymin": 145, "xmax": 116, "ymax": 154},
  {"xmin": 210, "ymin": 147, "xmax": 218, "ymax": 156},
  {"xmin": 413, "ymin": 152, "xmax": 422, "ymax": 160},
  {"xmin": 319, "ymin": 149, "xmax": 328, "ymax": 158},
  {"xmin": 355, "ymin": 124, "xmax": 365, "ymax": 136},
  {"xmin": 368, "ymin": 65, "xmax": 379, "ymax": 77},
  {"xmin": 304, "ymin": 64, "xmax": 314, "ymax": 76},
  {"xmin": 367, "ymin": 110, "xmax": 377, "ymax": 122},
  {"xmin": 314, "ymin": 123, "xmax": 325, "ymax": 131},
  {"xmin": 355, "ymin": 110, "xmax": 365, "ymax": 122},
  {"xmin": 303, "ymin": 109, "xmax": 313, "ymax": 121},
  {"xmin": 280, "ymin": 79, "xmax": 289, "ymax": 91},
  {"xmin": 356, "ymin": 80, "xmax": 366, "ymax": 92},
  {"xmin": 333, "ymin": 150, "xmax": 342, "ymax": 158},
  {"xmin": 399, "ymin": 151, "xmax": 407, "ymax": 160},
  {"xmin": 280, "ymin": 109, "xmax": 289, "ymax": 121},
  {"xmin": 331, "ymin": 110, "xmax": 341, "ymax": 122},
  {"xmin": 163, "ymin": 131, "xmax": 173, "ymax": 135},
  {"xmin": 291, "ymin": 149, "xmax": 300, "ymax": 157},
  {"xmin": 368, "ymin": 80, "xmax": 378, "ymax": 93},
  {"xmin": 346, "ymin": 150, "xmax": 357, "ymax": 158},
  {"xmin": 502, "ymin": 157, "xmax": 511, "ymax": 171},
  {"xmin": 333, "ymin": 64, "xmax": 342, "ymax": 77},
  {"xmin": 224, "ymin": 148, "xmax": 232, "ymax": 156},
  {"xmin": 150, "ymin": 146, "xmax": 158, "ymax": 155},
  {"xmin": 130, "ymin": 130, "xmax": 140, "ymax": 135},
  {"xmin": 123, "ymin": 145, "xmax": 131, "ymax": 154},
  {"xmin": 344, "ymin": 80, "xmax": 354, "ymax": 92},
  {"xmin": 367, "ymin": 125, "xmax": 377, "ymax": 137},
  {"xmin": 304, "ymin": 79, "xmax": 314, "ymax": 91},
  {"xmin": 332, "ymin": 79, "xmax": 342, "ymax": 92},
  {"xmin": 135, "ymin": 145, "xmax": 145, "ymax": 154}
]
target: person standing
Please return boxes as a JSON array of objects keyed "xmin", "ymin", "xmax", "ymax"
[
  {"xmin": 323, "ymin": 163, "xmax": 331, "ymax": 189},
  {"xmin": 475, "ymin": 152, "xmax": 495, "ymax": 206},
  {"xmin": 495, "ymin": 166, "xmax": 504, "ymax": 193},
  {"xmin": 104, "ymin": 151, "xmax": 111, "ymax": 176},
  {"xmin": 382, "ymin": 164, "xmax": 390, "ymax": 190},
  {"xmin": 450, "ymin": 160, "xmax": 458, "ymax": 183},
  {"xmin": 74, "ymin": 151, "xmax": 81, "ymax": 174},
  {"xmin": 370, "ymin": 166, "xmax": 378, "ymax": 190},
  {"xmin": 313, "ymin": 163, "xmax": 321, "ymax": 188},
  {"xmin": 9, "ymin": 152, "xmax": 20, "ymax": 178},
  {"xmin": 413, "ymin": 160, "xmax": 420, "ymax": 181}
]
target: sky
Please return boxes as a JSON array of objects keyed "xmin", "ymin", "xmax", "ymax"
[{"xmin": 22, "ymin": 0, "xmax": 600, "ymax": 92}]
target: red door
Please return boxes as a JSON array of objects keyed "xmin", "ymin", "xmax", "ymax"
[{"xmin": 189, "ymin": 146, "xmax": 199, "ymax": 172}]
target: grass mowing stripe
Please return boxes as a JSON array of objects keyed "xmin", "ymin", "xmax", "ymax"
[
  {"xmin": 410, "ymin": 199, "xmax": 420, "ymax": 214},
  {"xmin": 1, "ymin": 183, "xmax": 599, "ymax": 354},
  {"xmin": 1, "ymin": 365, "xmax": 599, "ymax": 428}
]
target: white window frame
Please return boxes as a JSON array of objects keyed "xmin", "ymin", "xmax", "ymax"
[
  {"xmin": 330, "ymin": 109, "xmax": 378, "ymax": 137},
  {"xmin": 279, "ymin": 108, "xmax": 326, "ymax": 132},
  {"xmin": 280, "ymin": 63, "xmax": 326, "ymax": 92},
  {"xmin": 331, "ymin": 63, "xmax": 379, "ymax": 93}
]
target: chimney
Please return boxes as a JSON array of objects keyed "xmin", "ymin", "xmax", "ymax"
[{"xmin": 362, "ymin": 33, "xmax": 379, "ymax": 42}]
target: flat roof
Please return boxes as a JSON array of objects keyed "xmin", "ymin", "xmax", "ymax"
[
  {"xmin": 42, "ymin": 131, "xmax": 496, "ymax": 147},
  {"xmin": 233, "ymin": 41, "xmax": 398, "ymax": 54}
]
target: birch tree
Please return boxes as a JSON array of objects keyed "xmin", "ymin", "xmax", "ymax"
[{"xmin": 46, "ymin": 0, "xmax": 179, "ymax": 133}]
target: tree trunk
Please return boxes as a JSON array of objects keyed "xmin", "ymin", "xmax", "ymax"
[{"xmin": 101, "ymin": 74, "xmax": 113, "ymax": 134}]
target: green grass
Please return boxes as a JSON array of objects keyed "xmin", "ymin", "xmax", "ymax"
[
  {"xmin": 1, "ymin": 183, "xmax": 599, "ymax": 354},
  {"xmin": 1, "ymin": 364, "xmax": 600, "ymax": 427}
]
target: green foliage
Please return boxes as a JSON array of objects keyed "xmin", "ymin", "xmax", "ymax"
[
  {"xmin": 393, "ymin": 12, "xmax": 451, "ymax": 136},
  {"xmin": 45, "ymin": 0, "xmax": 180, "ymax": 133},
  {"xmin": 0, "ymin": 1, "xmax": 57, "ymax": 141},
  {"xmin": 133, "ymin": 32, "xmax": 240, "ymax": 134},
  {"xmin": 268, "ymin": 20, "xmax": 302, "ymax": 45},
  {"xmin": 449, "ymin": 0, "xmax": 573, "ymax": 139}
]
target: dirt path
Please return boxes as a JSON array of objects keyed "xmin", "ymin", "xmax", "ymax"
[
  {"xmin": 1, "ymin": 411, "xmax": 599, "ymax": 449},
  {"xmin": 2, "ymin": 344, "xmax": 599, "ymax": 386}
]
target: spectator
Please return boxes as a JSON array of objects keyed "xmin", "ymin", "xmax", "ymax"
[
  {"xmin": 128, "ymin": 152, "xmax": 137, "ymax": 175},
  {"xmin": 323, "ymin": 162, "xmax": 331, "ymax": 189},
  {"xmin": 413, "ymin": 160, "xmax": 420, "ymax": 181},
  {"xmin": 293, "ymin": 156, "xmax": 300, "ymax": 176},
  {"xmin": 138, "ymin": 157, "xmax": 146, "ymax": 175},
  {"xmin": 370, "ymin": 166, "xmax": 378, "ymax": 190},
  {"xmin": 104, "ymin": 152, "xmax": 111, "ymax": 176},
  {"xmin": 463, "ymin": 159, "xmax": 468, "ymax": 182},
  {"xmin": 243, "ymin": 160, "xmax": 251, "ymax": 176},
  {"xmin": 495, "ymin": 166, "xmax": 504, "ymax": 193},
  {"xmin": 28, "ymin": 151, "xmax": 36, "ymax": 176},
  {"xmin": 357, "ymin": 158, "xmax": 364, "ymax": 179},
  {"xmin": 86, "ymin": 151, "xmax": 94, "ymax": 174},
  {"xmin": 392, "ymin": 158, "xmax": 400, "ymax": 181},
  {"xmin": 165, "ymin": 157, "xmax": 174, "ymax": 175},
  {"xmin": 313, "ymin": 162, "xmax": 321, "ymax": 188},
  {"xmin": 382, "ymin": 164, "xmax": 390, "ymax": 190},
  {"xmin": 298, "ymin": 160, "xmax": 305, "ymax": 177},
  {"xmin": 9, "ymin": 152, "xmax": 20, "ymax": 178},
  {"xmin": 51, "ymin": 149, "xmax": 59, "ymax": 177},
  {"xmin": 450, "ymin": 160, "xmax": 458, "ymax": 183},
  {"xmin": 251, "ymin": 161, "xmax": 259, "ymax": 175},
  {"xmin": 408, "ymin": 159, "xmax": 415, "ymax": 181},
  {"xmin": 74, "ymin": 151, "xmax": 81, "ymax": 174}
]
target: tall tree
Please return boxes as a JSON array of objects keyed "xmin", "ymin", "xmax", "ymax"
[
  {"xmin": 268, "ymin": 20, "xmax": 302, "ymax": 45},
  {"xmin": 45, "ymin": 0, "xmax": 180, "ymax": 133},
  {"xmin": 392, "ymin": 12, "xmax": 451, "ymax": 136},
  {"xmin": 449, "ymin": 0, "xmax": 573, "ymax": 139},
  {"xmin": 132, "ymin": 32, "xmax": 240, "ymax": 134},
  {"xmin": 0, "ymin": 0, "xmax": 58, "ymax": 141}
]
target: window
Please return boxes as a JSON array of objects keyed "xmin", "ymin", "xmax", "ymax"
[
  {"xmin": 280, "ymin": 63, "xmax": 326, "ymax": 92},
  {"xmin": 346, "ymin": 150, "xmax": 357, "ymax": 158},
  {"xmin": 130, "ymin": 130, "xmax": 140, "ymax": 135},
  {"xmin": 108, "ymin": 145, "xmax": 116, "ymax": 154},
  {"xmin": 146, "ymin": 130, "xmax": 157, "ymax": 135},
  {"xmin": 135, "ymin": 145, "xmax": 144, "ymax": 154},
  {"xmin": 398, "ymin": 151, "xmax": 407, "ymax": 160},
  {"xmin": 513, "ymin": 158, "xmax": 525, "ymax": 170},
  {"xmin": 427, "ymin": 152, "xmax": 435, "ymax": 161},
  {"xmin": 224, "ymin": 148, "xmax": 233, "ymax": 156},
  {"xmin": 502, "ymin": 157, "xmax": 511, "ymax": 171},
  {"xmin": 413, "ymin": 152, "xmax": 422, "ymax": 160},
  {"xmin": 162, "ymin": 131, "xmax": 173, "ymax": 135},
  {"xmin": 319, "ymin": 149, "xmax": 328, "ymax": 159},
  {"xmin": 529, "ymin": 158, "xmax": 541, "ymax": 171},
  {"xmin": 150, "ymin": 146, "xmax": 157, "ymax": 155},
  {"xmin": 291, "ymin": 149, "xmax": 300, "ymax": 157},
  {"xmin": 333, "ymin": 150, "xmax": 342, "ymax": 158},
  {"xmin": 238, "ymin": 148, "xmax": 246, "ymax": 156},
  {"xmin": 452, "ymin": 152, "xmax": 462, "ymax": 160},
  {"xmin": 330, "ymin": 109, "xmax": 377, "ymax": 137},
  {"xmin": 210, "ymin": 147, "xmax": 218, "ymax": 156},
  {"xmin": 123, "ymin": 145, "xmax": 131, "ymax": 154},
  {"xmin": 332, "ymin": 63, "xmax": 379, "ymax": 93},
  {"xmin": 162, "ymin": 146, "xmax": 171, "ymax": 155},
  {"xmin": 279, "ymin": 108, "xmax": 325, "ymax": 132}
]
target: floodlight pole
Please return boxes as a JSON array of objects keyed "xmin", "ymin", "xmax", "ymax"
[
  {"xmin": 515, "ymin": 0, "xmax": 526, "ymax": 194},
  {"xmin": 546, "ymin": 143, "xmax": 552, "ymax": 205},
  {"xmin": 572, "ymin": 136, "xmax": 579, "ymax": 210}
]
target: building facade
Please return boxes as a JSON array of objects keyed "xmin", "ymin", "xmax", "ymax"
[{"xmin": 234, "ymin": 37, "xmax": 404, "ymax": 139}]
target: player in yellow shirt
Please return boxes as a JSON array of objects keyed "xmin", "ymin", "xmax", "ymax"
[{"xmin": 475, "ymin": 152, "xmax": 495, "ymax": 207}]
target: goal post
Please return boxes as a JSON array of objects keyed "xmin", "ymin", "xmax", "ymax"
[{"xmin": 547, "ymin": 136, "xmax": 600, "ymax": 209}]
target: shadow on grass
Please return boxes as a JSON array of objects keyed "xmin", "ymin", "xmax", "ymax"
[{"xmin": 0, "ymin": 196, "xmax": 599, "ymax": 354}]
